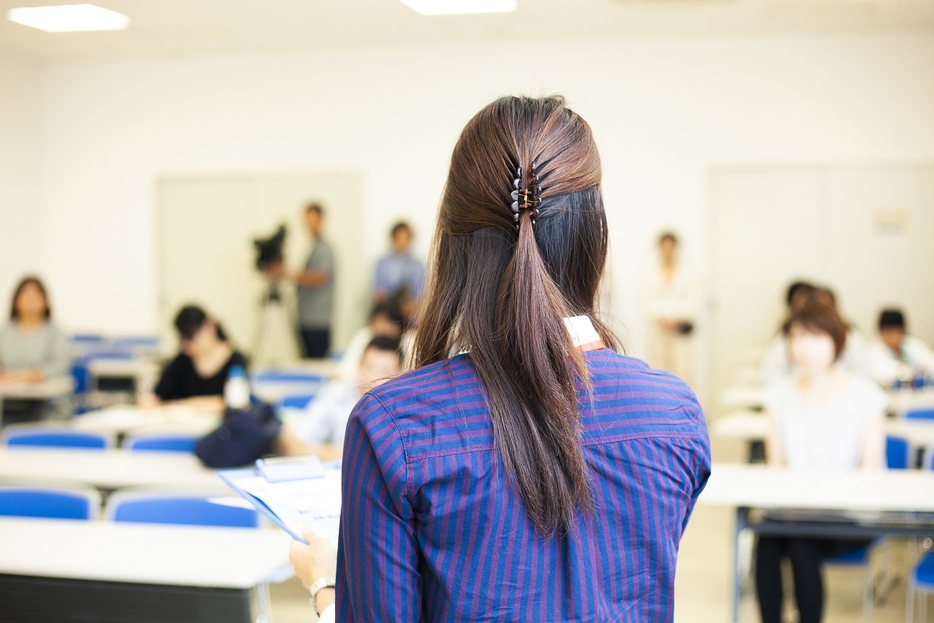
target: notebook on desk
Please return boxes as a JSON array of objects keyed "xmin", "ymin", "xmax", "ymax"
[{"xmin": 218, "ymin": 456, "xmax": 341, "ymax": 545}]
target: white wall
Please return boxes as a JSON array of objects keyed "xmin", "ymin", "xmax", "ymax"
[
  {"xmin": 0, "ymin": 54, "xmax": 42, "ymax": 307},
  {"xmin": 29, "ymin": 32, "xmax": 934, "ymax": 400}
]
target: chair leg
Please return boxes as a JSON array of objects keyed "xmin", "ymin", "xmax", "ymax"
[
  {"xmin": 920, "ymin": 590, "xmax": 927, "ymax": 623},
  {"xmin": 864, "ymin": 559, "xmax": 873, "ymax": 623},
  {"xmin": 252, "ymin": 582, "xmax": 273, "ymax": 623},
  {"xmin": 906, "ymin": 581, "xmax": 914, "ymax": 623}
]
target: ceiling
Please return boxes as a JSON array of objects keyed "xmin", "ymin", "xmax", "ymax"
[{"xmin": 1, "ymin": 0, "xmax": 933, "ymax": 62}]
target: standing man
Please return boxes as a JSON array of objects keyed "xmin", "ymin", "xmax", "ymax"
[
  {"xmin": 295, "ymin": 203, "xmax": 334, "ymax": 358},
  {"xmin": 372, "ymin": 221, "xmax": 425, "ymax": 319},
  {"xmin": 646, "ymin": 231, "xmax": 696, "ymax": 386}
]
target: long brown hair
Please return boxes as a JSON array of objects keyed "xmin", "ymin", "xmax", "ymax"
[{"xmin": 413, "ymin": 96, "xmax": 617, "ymax": 535}]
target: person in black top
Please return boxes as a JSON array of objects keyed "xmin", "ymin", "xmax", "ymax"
[{"xmin": 141, "ymin": 305, "xmax": 247, "ymax": 413}]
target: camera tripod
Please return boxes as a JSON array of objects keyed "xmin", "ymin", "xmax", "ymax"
[{"xmin": 251, "ymin": 277, "xmax": 300, "ymax": 367}]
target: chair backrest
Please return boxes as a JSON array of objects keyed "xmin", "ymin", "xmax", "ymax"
[
  {"xmin": 277, "ymin": 394, "xmax": 317, "ymax": 410},
  {"xmin": 905, "ymin": 407, "xmax": 934, "ymax": 421},
  {"xmin": 2, "ymin": 427, "xmax": 109, "ymax": 449},
  {"xmin": 124, "ymin": 435, "xmax": 198, "ymax": 453},
  {"xmin": 886, "ymin": 436, "xmax": 910, "ymax": 470},
  {"xmin": 107, "ymin": 493, "xmax": 259, "ymax": 528},
  {"xmin": 111, "ymin": 336, "xmax": 160, "ymax": 354},
  {"xmin": 250, "ymin": 371, "xmax": 324, "ymax": 403},
  {"xmin": 0, "ymin": 486, "xmax": 100, "ymax": 520}
]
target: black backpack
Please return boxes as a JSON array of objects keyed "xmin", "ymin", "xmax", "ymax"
[{"xmin": 195, "ymin": 401, "xmax": 282, "ymax": 468}]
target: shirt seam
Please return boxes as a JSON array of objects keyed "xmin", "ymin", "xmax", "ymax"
[
  {"xmin": 366, "ymin": 392, "xmax": 414, "ymax": 501},
  {"xmin": 402, "ymin": 429, "xmax": 707, "ymax": 463}
]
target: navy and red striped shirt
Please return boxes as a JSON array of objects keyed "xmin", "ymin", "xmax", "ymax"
[{"xmin": 336, "ymin": 349, "xmax": 710, "ymax": 622}]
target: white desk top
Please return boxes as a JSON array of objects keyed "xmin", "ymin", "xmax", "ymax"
[
  {"xmin": 0, "ymin": 376, "xmax": 73, "ymax": 399},
  {"xmin": 71, "ymin": 405, "xmax": 220, "ymax": 438},
  {"xmin": 699, "ymin": 463, "xmax": 934, "ymax": 512},
  {"xmin": 0, "ymin": 447, "xmax": 225, "ymax": 491},
  {"xmin": 0, "ymin": 517, "xmax": 292, "ymax": 588},
  {"xmin": 718, "ymin": 385, "xmax": 765, "ymax": 410},
  {"xmin": 713, "ymin": 410, "xmax": 934, "ymax": 446},
  {"xmin": 86, "ymin": 358, "xmax": 159, "ymax": 378},
  {"xmin": 889, "ymin": 389, "xmax": 934, "ymax": 414}
]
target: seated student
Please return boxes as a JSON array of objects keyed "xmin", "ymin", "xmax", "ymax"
[
  {"xmin": 141, "ymin": 305, "xmax": 247, "ymax": 413},
  {"xmin": 757, "ymin": 299, "xmax": 886, "ymax": 623},
  {"xmin": 277, "ymin": 336, "xmax": 402, "ymax": 461},
  {"xmin": 868, "ymin": 308, "xmax": 934, "ymax": 388},
  {"xmin": 760, "ymin": 281, "xmax": 817, "ymax": 382},
  {"xmin": 335, "ymin": 302, "xmax": 403, "ymax": 381},
  {"xmin": 760, "ymin": 286, "xmax": 870, "ymax": 383},
  {"xmin": 0, "ymin": 277, "xmax": 70, "ymax": 422}
]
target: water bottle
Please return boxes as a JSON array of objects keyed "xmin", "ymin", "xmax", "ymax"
[{"xmin": 224, "ymin": 365, "xmax": 250, "ymax": 410}]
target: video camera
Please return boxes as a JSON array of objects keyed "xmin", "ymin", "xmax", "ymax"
[{"xmin": 253, "ymin": 224, "xmax": 287, "ymax": 272}]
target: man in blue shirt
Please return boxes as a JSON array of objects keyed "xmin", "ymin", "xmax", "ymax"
[{"xmin": 372, "ymin": 222, "xmax": 424, "ymax": 318}]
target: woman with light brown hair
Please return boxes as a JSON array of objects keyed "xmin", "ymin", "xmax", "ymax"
[{"xmin": 290, "ymin": 96, "xmax": 710, "ymax": 623}]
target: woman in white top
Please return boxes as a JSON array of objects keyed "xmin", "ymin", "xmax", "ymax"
[
  {"xmin": 760, "ymin": 286, "xmax": 871, "ymax": 384},
  {"xmin": 646, "ymin": 231, "xmax": 696, "ymax": 385},
  {"xmin": 757, "ymin": 299, "xmax": 887, "ymax": 623}
]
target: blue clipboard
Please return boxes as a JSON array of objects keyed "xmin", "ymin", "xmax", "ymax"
[{"xmin": 217, "ymin": 457, "xmax": 341, "ymax": 543}]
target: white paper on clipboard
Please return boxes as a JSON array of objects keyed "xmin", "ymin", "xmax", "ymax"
[{"xmin": 219, "ymin": 465, "xmax": 342, "ymax": 546}]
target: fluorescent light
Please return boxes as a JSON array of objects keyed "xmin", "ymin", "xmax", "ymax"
[
  {"xmin": 8, "ymin": 4, "xmax": 129, "ymax": 32},
  {"xmin": 399, "ymin": 0, "xmax": 517, "ymax": 15}
]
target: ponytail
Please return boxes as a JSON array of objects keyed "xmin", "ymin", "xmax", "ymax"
[
  {"xmin": 491, "ymin": 208, "xmax": 592, "ymax": 535},
  {"xmin": 414, "ymin": 95, "xmax": 614, "ymax": 536}
]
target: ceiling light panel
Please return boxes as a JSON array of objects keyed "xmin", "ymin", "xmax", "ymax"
[
  {"xmin": 7, "ymin": 4, "xmax": 130, "ymax": 32},
  {"xmin": 399, "ymin": 0, "xmax": 517, "ymax": 15}
]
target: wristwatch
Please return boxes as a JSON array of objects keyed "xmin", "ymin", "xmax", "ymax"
[{"xmin": 308, "ymin": 576, "xmax": 336, "ymax": 616}]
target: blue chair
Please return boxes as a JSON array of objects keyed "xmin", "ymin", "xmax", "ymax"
[
  {"xmin": 886, "ymin": 436, "xmax": 910, "ymax": 469},
  {"xmin": 0, "ymin": 486, "xmax": 100, "ymax": 520},
  {"xmin": 277, "ymin": 394, "xmax": 317, "ymax": 410},
  {"xmin": 907, "ymin": 552, "xmax": 934, "ymax": 622},
  {"xmin": 825, "ymin": 543, "xmax": 875, "ymax": 623},
  {"xmin": 906, "ymin": 452, "xmax": 934, "ymax": 622},
  {"xmin": 2, "ymin": 427, "xmax": 109, "ymax": 449},
  {"xmin": 125, "ymin": 434, "xmax": 198, "ymax": 453},
  {"xmin": 111, "ymin": 336, "xmax": 160, "ymax": 355},
  {"xmin": 905, "ymin": 407, "xmax": 934, "ymax": 421},
  {"xmin": 250, "ymin": 371, "xmax": 324, "ymax": 403},
  {"xmin": 107, "ymin": 493, "xmax": 259, "ymax": 528}
]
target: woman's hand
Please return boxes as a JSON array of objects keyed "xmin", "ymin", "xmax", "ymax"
[
  {"xmin": 0, "ymin": 368, "xmax": 44, "ymax": 383},
  {"xmin": 290, "ymin": 532, "xmax": 337, "ymax": 612}
]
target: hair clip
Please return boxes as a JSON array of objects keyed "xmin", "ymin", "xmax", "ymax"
[{"xmin": 510, "ymin": 165, "xmax": 542, "ymax": 229}]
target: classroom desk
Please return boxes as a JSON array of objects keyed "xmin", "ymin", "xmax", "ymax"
[
  {"xmin": 699, "ymin": 463, "xmax": 934, "ymax": 623},
  {"xmin": 0, "ymin": 516, "xmax": 293, "ymax": 623},
  {"xmin": 71, "ymin": 405, "xmax": 221, "ymax": 441},
  {"xmin": 0, "ymin": 447, "xmax": 224, "ymax": 491},
  {"xmin": 888, "ymin": 389, "xmax": 934, "ymax": 416},
  {"xmin": 713, "ymin": 409, "xmax": 934, "ymax": 459},
  {"xmin": 0, "ymin": 376, "xmax": 74, "ymax": 420},
  {"xmin": 86, "ymin": 357, "xmax": 160, "ymax": 389},
  {"xmin": 718, "ymin": 385, "xmax": 765, "ymax": 411}
]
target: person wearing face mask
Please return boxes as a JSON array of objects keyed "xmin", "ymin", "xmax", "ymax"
[
  {"xmin": 0, "ymin": 276, "xmax": 70, "ymax": 423},
  {"xmin": 143, "ymin": 305, "xmax": 248, "ymax": 413},
  {"xmin": 756, "ymin": 299, "xmax": 886, "ymax": 623},
  {"xmin": 276, "ymin": 336, "xmax": 402, "ymax": 461}
]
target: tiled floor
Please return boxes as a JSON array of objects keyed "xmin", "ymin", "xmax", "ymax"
[{"xmin": 269, "ymin": 435, "xmax": 931, "ymax": 622}]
